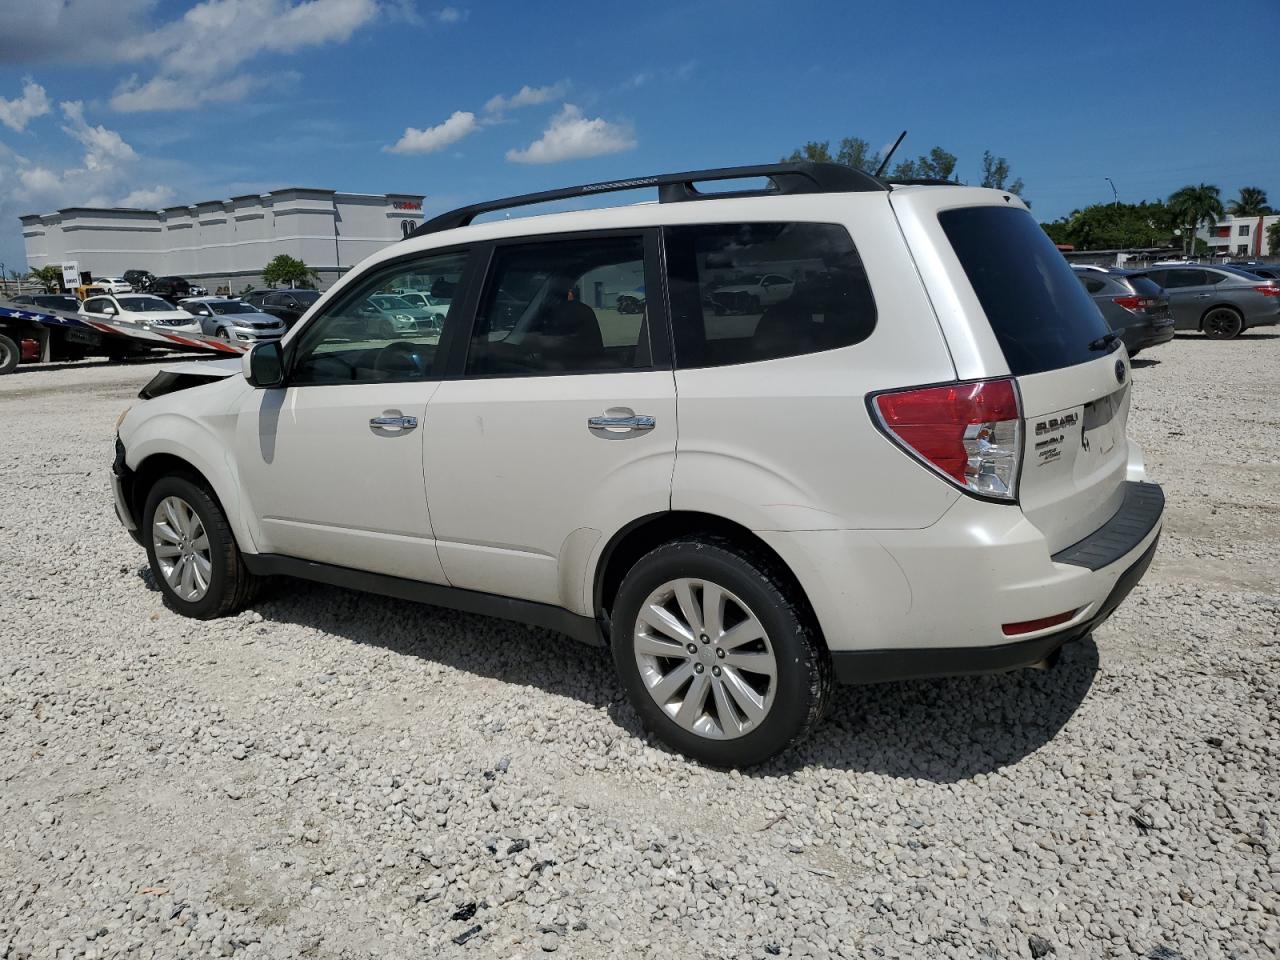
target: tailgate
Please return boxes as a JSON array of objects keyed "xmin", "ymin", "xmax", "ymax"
[{"xmin": 1018, "ymin": 350, "xmax": 1132, "ymax": 552}]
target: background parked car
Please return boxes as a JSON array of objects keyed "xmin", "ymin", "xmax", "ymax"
[
  {"xmin": 1234, "ymin": 264, "xmax": 1280, "ymax": 281},
  {"xmin": 1071, "ymin": 267, "xmax": 1174, "ymax": 356},
  {"xmin": 95, "ymin": 277, "xmax": 134, "ymax": 294},
  {"xmin": 80, "ymin": 293, "xmax": 200, "ymax": 333},
  {"xmin": 178, "ymin": 297, "xmax": 286, "ymax": 342},
  {"xmin": 368, "ymin": 293, "xmax": 439, "ymax": 333},
  {"xmin": 149, "ymin": 276, "xmax": 192, "ymax": 303},
  {"xmin": 242, "ymin": 288, "xmax": 321, "ymax": 328},
  {"xmin": 1129, "ymin": 264, "xmax": 1280, "ymax": 339},
  {"xmin": 712, "ymin": 273, "xmax": 795, "ymax": 313},
  {"xmin": 123, "ymin": 269, "xmax": 155, "ymax": 291},
  {"xmin": 10, "ymin": 293, "xmax": 82, "ymax": 313},
  {"xmin": 394, "ymin": 290, "xmax": 451, "ymax": 325}
]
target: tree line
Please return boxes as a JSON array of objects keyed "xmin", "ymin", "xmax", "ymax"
[
  {"xmin": 1041, "ymin": 185, "xmax": 1277, "ymax": 255},
  {"xmin": 783, "ymin": 137, "xmax": 1024, "ymax": 195}
]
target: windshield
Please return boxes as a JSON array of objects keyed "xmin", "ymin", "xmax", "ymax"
[
  {"xmin": 372, "ymin": 295, "xmax": 414, "ymax": 310},
  {"xmin": 210, "ymin": 301, "xmax": 256, "ymax": 315},
  {"xmin": 117, "ymin": 296, "xmax": 176, "ymax": 312},
  {"xmin": 294, "ymin": 290, "xmax": 320, "ymax": 303},
  {"xmin": 939, "ymin": 206, "xmax": 1111, "ymax": 376},
  {"xmin": 35, "ymin": 296, "xmax": 80, "ymax": 310}
]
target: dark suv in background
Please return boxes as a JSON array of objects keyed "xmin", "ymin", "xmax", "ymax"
[
  {"xmin": 1071, "ymin": 267, "xmax": 1174, "ymax": 355},
  {"xmin": 123, "ymin": 270, "xmax": 155, "ymax": 292},
  {"xmin": 149, "ymin": 276, "xmax": 192, "ymax": 303},
  {"xmin": 242, "ymin": 288, "xmax": 321, "ymax": 328}
]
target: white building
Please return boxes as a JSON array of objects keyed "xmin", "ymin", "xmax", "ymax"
[
  {"xmin": 1197, "ymin": 213, "xmax": 1280, "ymax": 258},
  {"xmin": 20, "ymin": 187, "xmax": 425, "ymax": 291}
]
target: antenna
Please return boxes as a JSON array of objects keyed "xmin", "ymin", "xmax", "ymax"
[{"xmin": 874, "ymin": 130, "xmax": 907, "ymax": 178}]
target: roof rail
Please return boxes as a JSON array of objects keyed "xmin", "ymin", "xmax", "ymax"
[{"xmin": 406, "ymin": 161, "xmax": 888, "ymax": 238}]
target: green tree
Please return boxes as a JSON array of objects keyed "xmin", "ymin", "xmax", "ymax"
[
  {"xmin": 1268, "ymin": 220, "xmax": 1280, "ymax": 256},
  {"xmin": 261, "ymin": 254, "xmax": 318, "ymax": 288},
  {"xmin": 980, "ymin": 150, "xmax": 1025, "ymax": 195},
  {"xmin": 1227, "ymin": 186, "xmax": 1273, "ymax": 217},
  {"xmin": 891, "ymin": 146, "xmax": 957, "ymax": 182},
  {"xmin": 782, "ymin": 136, "xmax": 883, "ymax": 172},
  {"xmin": 1039, "ymin": 201, "xmax": 1178, "ymax": 251},
  {"xmin": 1167, "ymin": 183, "xmax": 1224, "ymax": 256},
  {"xmin": 27, "ymin": 265, "xmax": 62, "ymax": 292}
]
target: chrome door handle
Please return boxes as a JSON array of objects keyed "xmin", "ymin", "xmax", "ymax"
[
  {"xmin": 588, "ymin": 414, "xmax": 655, "ymax": 431},
  {"xmin": 370, "ymin": 415, "xmax": 418, "ymax": 429}
]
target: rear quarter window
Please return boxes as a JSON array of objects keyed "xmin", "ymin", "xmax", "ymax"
[
  {"xmin": 939, "ymin": 206, "xmax": 1110, "ymax": 376},
  {"xmin": 664, "ymin": 221, "xmax": 876, "ymax": 368}
]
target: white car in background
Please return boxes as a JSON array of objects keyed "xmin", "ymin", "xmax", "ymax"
[
  {"xmin": 712, "ymin": 272, "xmax": 795, "ymax": 313},
  {"xmin": 80, "ymin": 293, "xmax": 200, "ymax": 333},
  {"xmin": 94, "ymin": 277, "xmax": 134, "ymax": 294},
  {"xmin": 368, "ymin": 294, "xmax": 440, "ymax": 333}
]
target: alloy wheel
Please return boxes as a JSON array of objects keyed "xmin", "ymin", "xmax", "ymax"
[
  {"xmin": 152, "ymin": 495, "xmax": 213, "ymax": 602},
  {"xmin": 632, "ymin": 577, "xmax": 777, "ymax": 740},
  {"xmin": 1204, "ymin": 308, "xmax": 1242, "ymax": 339}
]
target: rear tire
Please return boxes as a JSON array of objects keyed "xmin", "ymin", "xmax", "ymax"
[
  {"xmin": 143, "ymin": 474, "xmax": 260, "ymax": 619},
  {"xmin": 1203, "ymin": 307, "xmax": 1244, "ymax": 340},
  {"xmin": 0, "ymin": 334, "xmax": 19, "ymax": 375},
  {"xmin": 610, "ymin": 537, "xmax": 832, "ymax": 767}
]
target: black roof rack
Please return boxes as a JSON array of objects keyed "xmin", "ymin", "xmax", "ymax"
[{"xmin": 407, "ymin": 161, "xmax": 888, "ymax": 238}]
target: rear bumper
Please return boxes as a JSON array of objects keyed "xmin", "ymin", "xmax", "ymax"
[
  {"xmin": 759, "ymin": 480, "xmax": 1164, "ymax": 682},
  {"xmin": 831, "ymin": 532, "xmax": 1159, "ymax": 683},
  {"xmin": 1138, "ymin": 322, "xmax": 1175, "ymax": 349}
]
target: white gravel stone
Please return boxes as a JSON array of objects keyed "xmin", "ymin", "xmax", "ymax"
[{"xmin": 0, "ymin": 341, "xmax": 1277, "ymax": 958}]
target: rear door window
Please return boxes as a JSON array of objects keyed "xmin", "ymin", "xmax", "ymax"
[
  {"xmin": 938, "ymin": 206, "xmax": 1110, "ymax": 376},
  {"xmin": 664, "ymin": 222, "xmax": 875, "ymax": 368}
]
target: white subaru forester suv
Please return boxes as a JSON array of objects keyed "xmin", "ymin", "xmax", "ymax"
[{"xmin": 112, "ymin": 163, "xmax": 1164, "ymax": 767}]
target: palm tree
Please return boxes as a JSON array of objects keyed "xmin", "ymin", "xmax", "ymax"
[
  {"xmin": 1167, "ymin": 184, "xmax": 1225, "ymax": 256},
  {"xmin": 1227, "ymin": 186, "xmax": 1273, "ymax": 217},
  {"xmin": 26, "ymin": 265, "xmax": 62, "ymax": 293}
]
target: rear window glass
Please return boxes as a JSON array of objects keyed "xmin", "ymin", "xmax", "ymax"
[
  {"xmin": 939, "ymin": 206, "xmax": 1110, "ymax": 376},
  {"xmin": 664, "ymin": 222, "xmax": 875, "ymax": 368}
]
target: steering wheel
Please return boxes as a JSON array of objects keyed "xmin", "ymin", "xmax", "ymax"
[{"xmin": 373, "ymin": 340, "xmax": 428, "ymax": 379}]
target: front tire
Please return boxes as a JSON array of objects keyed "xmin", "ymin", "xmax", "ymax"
[
  {"xmin": 611, "ymin": 538, "xmax": 832, "ymax": 767},
  {"xmin": 1203, "ymin": 307, "xmax": 1244, "ymax": 340},
  {"xmin": 143, "ymin": 475, "xmax": 260, "ymax": 619},
  {"xmin": 0, "ymin": 333, "xmax": 19, "ymax": 375}
]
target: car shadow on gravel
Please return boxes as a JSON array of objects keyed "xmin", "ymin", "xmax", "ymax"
[
  {"xmin": 1173, "ymin": 332, "xmax": 1280, "ymax": 341},
  {"xmin": 246, "ymin": 578, "xmax": 1099, "ymax": 783},
  {"xmin": 1130, "ymin": 357, "xmax": 1161, "ymax": 368}
]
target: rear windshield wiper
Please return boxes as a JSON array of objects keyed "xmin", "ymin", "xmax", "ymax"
[{"xmin": 1088, "ymin": 332, "xmax": 1120, "ymax": 352}]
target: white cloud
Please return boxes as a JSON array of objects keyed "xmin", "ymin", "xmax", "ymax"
[
  {"xmin": 0, "ymin": 79, "xmax": 51, "ymax": 133},
  {"xmin": 505, "ymin": 104, "xmax": 635, "ymax": 164},
  {"xmin": 60, "ymin": 101, "xmax": 137, "ymax": 171},
  {"xmin": 386, "ymin": 110, "xmax": 478, "ymax": 154},
  {"xmin": 120, "ymin": 185, "xmax": 177, "ymax": 208},
  {"xmin": 484, "ymin": 81, "xmax": 570, "ymax": 115},
  {"xmin": 108, "ymin": 0, "xmax": 381, "ymax": 112},
  {"xmin": 436, "ymin": 6, "xmax": 466, "ymax": 22}
]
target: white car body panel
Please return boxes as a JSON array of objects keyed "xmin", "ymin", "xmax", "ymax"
[{"xmin": 424, "ymin": 370, "xmax": 677, "ymax": 611}]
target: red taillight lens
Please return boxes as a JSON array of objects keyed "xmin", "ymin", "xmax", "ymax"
[
  {"xmin": 1253, "ymin": 285, "xmax": 1280, "ymax": 297},
  {"xmin": 1113, "ymin": 295, "xmax": 1159, "ymax": 312},
  {"xmin": 1002, "ymin": 609, "xmax": 1078, "ymax": 636},
  {"xmin": 872, "ymin": 379, "xmax": 1022, "ymax": 499}
]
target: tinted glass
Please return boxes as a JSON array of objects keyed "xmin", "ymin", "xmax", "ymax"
[
  {"xmin": 83, "ymin": 298, "xmax": 110, "ymax": 313},
  {"xmin": 1124, "ymin": 276, "xmax": 1164, "ymax": 298},
  {"xmin": 290, "ymin": 250, "xmax": 469, "ymax": 385},
  {"xmin": 211, "ymin": 301, "xmax": 256, "ymax": 315},
  {"xmin": 939, "ymin": 206, "xmax": 1110, "ymax": 376},
  {"xmin": 1160, "ymin": 269, "xmax": 1207, "ymax": 289},
  {"xmin": 466, "ymin": 235, "xmax": 649, "ymax": 376},
  {"xmin": 665, "ymin": 222, "xmax": 874, "ymax": 369},
  {"xmin": 1081, "ymin": 277, "xmax": 1107, "ymax": 294},
  {"xmin": 117, "ymin": 296, "xmax": 174, "ymax": 312}
]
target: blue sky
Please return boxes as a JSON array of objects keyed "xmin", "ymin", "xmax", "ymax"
[{"xmin": 1, "ymin": 0, "xmax": 1277, "ymax": 271}]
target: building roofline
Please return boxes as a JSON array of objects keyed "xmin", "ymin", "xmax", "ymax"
[{"xmin": 18, "ymin": 188, "xmax": 425, "ymax": 221}]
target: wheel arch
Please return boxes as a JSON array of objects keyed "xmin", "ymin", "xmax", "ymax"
[{"xmin": 592, "ymin": 511, "xmax": 822, "ymax": 644}]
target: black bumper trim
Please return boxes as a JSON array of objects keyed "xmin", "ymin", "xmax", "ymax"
[
  {"xmin": 1051, "ymin": 481, "xmax": 1164, "ymax": 571},
  {"xmin": 831, "ymin": 533, "xmax": 1160, "ymax": 685}
]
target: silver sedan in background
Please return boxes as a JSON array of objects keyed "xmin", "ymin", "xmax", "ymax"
[
  {"xmin": 1128, "ymin": 264, "xmax": 1280, "ymax": 339},
  {"xmin": 178, "ymin": 298, "xmax": 287, "ymax": 342}
]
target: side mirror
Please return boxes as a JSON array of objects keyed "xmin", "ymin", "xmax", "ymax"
[
  {"xmin": 244, "ymin": 340, "xmax": 284, "ymax": 388},
  {"xmin": 102, "ymin": 305, "xmax": 117, "ymax": 315}
]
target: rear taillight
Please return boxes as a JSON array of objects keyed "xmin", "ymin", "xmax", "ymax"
[
  {"xmin": 1253, "ymin": 285, "xmax": 1280, "ymax": 297},
  {"xmin": 1113, "ymin": 295, "xmax": 1159, "ymax": 312},
  {"xmin": 872, "ymin": 378, "xmax": 1022, "ymax": 500}
]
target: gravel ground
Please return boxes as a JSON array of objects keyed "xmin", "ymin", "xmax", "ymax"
[{"xmin": 1, "ymin": 339, "xmax": 1277, "ymax": 960}]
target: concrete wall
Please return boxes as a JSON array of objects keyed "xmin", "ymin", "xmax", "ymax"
[{"xmin": 20, "ymin": 188, "xmax": 424, "ymax": 291}]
